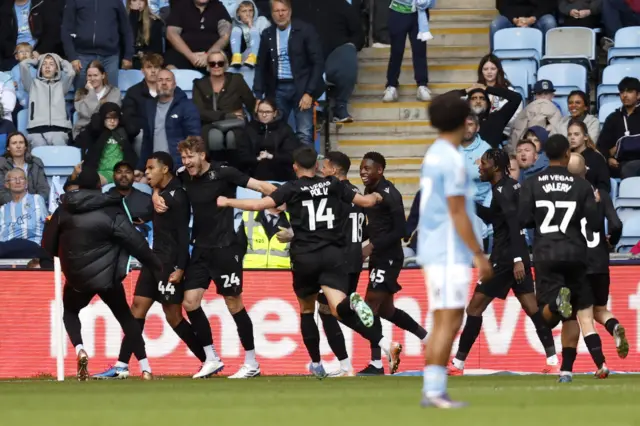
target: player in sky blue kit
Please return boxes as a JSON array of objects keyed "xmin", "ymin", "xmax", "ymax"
[{"xmin": 417, "ymin": 93, "xmax": 493, "ymax": 409}]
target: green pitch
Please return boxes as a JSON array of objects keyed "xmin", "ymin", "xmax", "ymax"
[{"xmin": 1, "ymin": 375, "xmax": 639, "ymax": 426}]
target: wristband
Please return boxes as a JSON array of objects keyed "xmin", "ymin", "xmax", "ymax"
[{"xmin": 514, "ymin": 257, "xmax": 522, "ymax": 263}]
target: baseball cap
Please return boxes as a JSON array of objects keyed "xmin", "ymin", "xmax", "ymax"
[
  {"xmin": 113, "ymin": 160, "xmax": 135, "ymax": 173},
  {"xmin": 533, "ymin": 80, "xmax": 555, "ymax": 94}
]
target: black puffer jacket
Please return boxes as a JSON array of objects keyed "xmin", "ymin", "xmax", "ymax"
[{"xmin": 42, "ymin": 190, "xmax": 161, "ymax": 292}]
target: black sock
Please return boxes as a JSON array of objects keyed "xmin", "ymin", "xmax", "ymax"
[
  {"xmin": 387, "ymin": 309, "xmax": 427, "ymax": 340},
  {"xmin": 339, "ymin": 313, "xmax": 383, "ymax": 348},
  {"xmin": 320, "ymin": 312, "xmax": 348, "ymax": 361},
  {"xmin": 560, "ymin": 347, "xmax": 577, "ymax": 372},
  {"xmin": 456, "ymin": 315, "xmax": 482, "ymax": 361},
  {"xmin": 336, "ymin": 297, "xmax": 355, "ymax": 319},
  {"xmin": 370, "ymin": 316, "xmax": 382, "ymax": 361},
  {"xmin": 584, "ymin": 333, "xmax": 606, "ymax": 369},
  {"xmin": 118, "ymin": 318, "xmax": 145, "ymax": 364},
  {"xmin": 300, "ymin": 313, "xmax": 321, "ymax": 363},
  {"xmin": 529, "ymin": 311, "xmax": 556, "ymax": 357},
  {"xmin": 63, "ymin": 310, "xmax": 84, "ymax": 348},
  {"xmin": 186, "ymin": 307, "xmax": 213, "ymax": 347},
  {"xmin": 605, "ymin": 318, "xmax": 620, "ymax": 336},
  {"xmin": 173, "ymin": 319, "xmax": 207, "ymax": 362},
  {"xmin": 232, "ymin": 308, "xmax": 255, "ymax": 351}
]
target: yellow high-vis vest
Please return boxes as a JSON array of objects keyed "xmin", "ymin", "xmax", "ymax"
[{"xmin": 242, "ymin": 211, "xmax": 291, "ymax": 269}]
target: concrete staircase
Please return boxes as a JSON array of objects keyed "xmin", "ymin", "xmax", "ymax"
[{"xmin": 329, "ymin": 0, "xmax": 497, "ymax": 213}]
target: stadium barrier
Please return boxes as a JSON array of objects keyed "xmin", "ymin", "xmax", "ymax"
[{"xmin": 1, "ymin": 267, "xmax": 639, "ymax": 378}]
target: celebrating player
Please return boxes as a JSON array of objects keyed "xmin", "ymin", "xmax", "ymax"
[
  {"xmin": 417, "ymin": 93, "xmax": 493, "ymax": 408},
  {"xmin": 518, "ymin": 135, "xmax": 608, "ymax": 378},
  {"xmin": 155, "ymin": 136, "xmax": 276, "ymax": 379},
  {"xmin": 358, "ymin": 152, "xmax": 428, "ymax": 375},
  {"xmin": 218, "ymin": 146, "xmax": 403, "ymax": 378},
  {"xmin": 448, "ymin": 149, "xmax": 558, "ymax": 376},
  {"xmin": 94, "ymin": 152, "xmax": 208, "ymax": 379}
]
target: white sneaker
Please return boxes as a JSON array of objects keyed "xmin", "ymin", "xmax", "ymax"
[
  {"xmin": 372, "ymin": 42, "xmax": 390, "ymax": 48},
  {"xmin": 193, "ymin": 359, "xmax": 225, "ymax": 378},
  {"xmin": 228, "ymin": 364, "xmax": 261, "ymax": 379},
  {"xmin": 417, "ymin": 86, "xmax": 431, "ymax": 101},
  {"xmin": 382, "ymin": 87, "xmax": 398, "ymax": 103},
  {"xmin": 327, "ymin": 368, "xmax": 355, "ymax": 377}
]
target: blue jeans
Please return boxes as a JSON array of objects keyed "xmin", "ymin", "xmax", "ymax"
[
  {"xmin": 74, "ymin": 54, "xmax": 120, "ymax": 90},
  {"xmin": 602, "ymin": 0, "xmax": 640, "ymax": 38},
  {"xmin": 231, "ymin": 26, "xmax": 261, "ymax": 58},
  {"xmin": 489, "ymin": 14, "xmax": 558, "ymax": 50},
  {"xmin": 275, "ymin": 82, "xmax": 314, "ymax": 145}
]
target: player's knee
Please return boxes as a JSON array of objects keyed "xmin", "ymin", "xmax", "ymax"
[
  {"xmin": 224, "ymin": 295, "xmax": 244, "ymax": 315},
  {"xmin": 298, "ymin": 298, "xmax": 316, "ymax": 314},
  {"xmin": 182, "ymin": 297, "xmax": 201, "ymax": 312}
]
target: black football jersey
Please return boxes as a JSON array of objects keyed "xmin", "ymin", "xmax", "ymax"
[
  {"xmin": 152, "ymin": 177, "xmax": 191, "ymax": 270},
  {"xmin": 363, "ymin": 177, "xmax": 405, "ymax": 261},
  {"xmin": 582, "ymin": 189, "xmax": 622, "ymax": 275},
  {"xmin": 270, "ymin": 175, "xmax": 357, "ymax": 256},
  {"xmin": 342, "ymin": 179, "xmax": 365, "ymax": 273}
]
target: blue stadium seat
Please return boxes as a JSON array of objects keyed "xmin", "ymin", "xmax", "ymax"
[
  {"xmin": 17, "ymin": 109, "xmax": 28, "ymax": 134},
  {"xmin": 616, "ymin": 177, "xmax": 640, "ymax": 209},
  {"xmin": 31, "ymin": 146, "xmax": 81, "ymax": 179},
  {"xmin": 611, "ymin": 177, "xmax": 619, "ymax": 200},
  {"xmin": 132, "ymin": 182, "xmax": 152, "ymax": 195},
  {"xmin": 536, "ymin": 63, "xmax": 587, "ymax": 95},
  {"xmin": 502, "ymin": 62, "xmax": 529, "ymax": 100},
  {"xmin": 555, "ymin": 96, "xmax": 570, "ymax": 116},
  {"xmin": 118, "ymin": 69, "xmax": 144, "ymax": 96},
  {"xmin": 617, "ymin": 213, "xmax": 640, "ymax": 252},
  {"xmin": 493, "ymin": 28, "xmax": 543, "ymax": 87},
  {"xmin": 542, "ymin": 27, "xmax": 596, "ymax": 71},
  {"xmin": 597, "ymin": 63, "xmax": 640, "ymax": 107},
  {"xmin": 608, "ymin": 26, "xmax": 640, "ymax": 64},
  {"xmin": 598, "ymin": 101, "xmax": 620, "ymax": 124},
  {"xmin": 101, "ymin": 183, "xmax": 115, "ymax": 193},
  {"xmin": 0, "ymin": 134, "xmax": 6, "ymax": 154},
  {"xmin": 72, "ymin": 111, "xmax": 79, "ymax": 126},
  {"xmin": 172, "ymin": 69, "xmax": 204, "ymax": 98},
  {"xmin": 235, "ymin": 186, "xmax": 262, "ymax": 222}
]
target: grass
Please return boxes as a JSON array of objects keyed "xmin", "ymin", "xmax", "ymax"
[{"xmin": 1, "ymin": 375, "xmax": 639, "ymax": 426}]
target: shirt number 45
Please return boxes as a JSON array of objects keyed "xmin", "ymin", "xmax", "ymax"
[{"xmin": 370, "ymin": 269, "xmax": 386, "ymax": 284}]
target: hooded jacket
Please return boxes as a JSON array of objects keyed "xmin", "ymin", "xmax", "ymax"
[
  {"xmin": 41, "ymin": 189, "xmax": 162, "ymax": 292},
  {"xmin": 556, "ymin": 113, "xmax": 600, "ymax": 143},
  {"xmin": 0, "ymin": 153, "xmax": 50, "ymax": 206},
  {"xmin": 20, "ymin": 53, "xmax": 75, "ymax": 131},
  {"xmin": 73, "ymin": 85, "xmax": 122, "ymax": 139},
  {"xmin": 459, "ymin": 134, "xmax": 492, "ymax": 204},
  {"xmin": 232, "ymin": 0, "xmax": 271, "ymax": 43},
  {"xmin": 509, "ymin": 99, "xmax": 562, "ymax": 150}
]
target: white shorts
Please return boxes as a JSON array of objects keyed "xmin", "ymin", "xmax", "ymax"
[{"xmin": 423, "ymin": 265, "xmax": 471, "ymax": 310}]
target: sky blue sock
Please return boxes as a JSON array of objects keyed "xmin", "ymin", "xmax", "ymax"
[{"xmin": 423, "ymin": 365, "xmax": 447, "ymax": 398}]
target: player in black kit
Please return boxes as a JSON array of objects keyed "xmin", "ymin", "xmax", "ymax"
[
  {"xmin": 448, "ymin": 149, "xmax": 558, "ymax": 375},
  {"xmin": 158, "ymin": 136, "xmax": 276, "ymax": 379},
  {"xmin": 518, "ymin": 135, "xmax": 608, "ymax": 378},
  {"xmin": 218, "ymin": 146, "xmax": 403, "ymax": 379},
  {"xmin": 359, "ymin": 152, "xmax": 428, "ymax": 375},
  {"xmin": 94, "ymin": 152, "xmax": 208, "ymax": 380}
]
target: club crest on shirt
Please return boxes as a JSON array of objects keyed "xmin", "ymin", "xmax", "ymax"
[
  {"xmin": 207, "ymin": 171, "xmax": 216, "ymax": 180},
  {"xmin": 383, "ymin": 187, "xmax": 390, "ymax": 194},
  {"xmin": 497, "ymin": 186, "xmax": 503, "ymax": 193}
]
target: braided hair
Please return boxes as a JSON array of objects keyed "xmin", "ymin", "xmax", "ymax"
[{"xmin": 482, "ymin": 148, "xmax": 511, "ymax": 177}]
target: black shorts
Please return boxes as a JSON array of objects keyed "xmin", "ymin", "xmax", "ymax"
[
  {"xmin": 588, "ymin": 273, "xmax": 610, "ymax": 307},
  {"xmin": 367, "ymin": 257, "xmax": 402, "ymax": 294},
  {"xmin": 291, "ymin": 245, "xmax": 348, "ymax": 299},
  {"xmin": 534, "ymin": 261, "xmax": 593, "ymax": 311},
  {"xmin": 475, "ymin": 264, "xmax": 534, "ymax": 300},
  {"xmin": 317, "ymin": 271, "xmax": 361, "ymax": 305},
  {"xmin": 135, "ymin": 266, "xmax": 184, "ymax": 304},
  {"xmin": 182, "ymin": 245, "xmax": 244, "ymax": 296}
]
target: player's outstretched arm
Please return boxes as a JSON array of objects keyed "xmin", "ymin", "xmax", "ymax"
[
  {"xmin": 352, "ymin": 193, "xmax": 382, "ymax": 208},
  {"xmin": 218, "ymin": 195, "xmax": 277, "ymax": 211},
  {"xmin": 517, "ymin": 179, "xmax": 535, "ymax": 229},
  {"xmin": 246, "ymin": 178, "xmax": 278, "ymax": 195}
]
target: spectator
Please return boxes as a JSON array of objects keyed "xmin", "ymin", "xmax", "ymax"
[
  {"xmin": 230, "ymin": 0, "xmax": 271, "ymax": 69},
  {"xmin": 555, "ymin": 90, "xmax": 600, "ymax": 142},
  {"xmin": 0, "ymin": 168, "xmax": 49, "ymax": 259},
  {"xmin": 138, "ymin": 68, "xmax": 201, "ymax": 170},
  {"xmin": 73, "ymin": 61, "xmax": 122, "ymax": 140},
  {"xmin": 559, "ymin": 0, "xmax": 602, "ymax": 28},
  {"xmin": 381, "ymin": 0, "xmax": 431, "ymax": 102},
  {"xmin": 238, "ymin": 98, "xmax": 299, "ymax": 181},
  {"xmin": 522, "ymin": 125, "xmax": 550, "ymax": 170},
  {"xmin": 460, "ymin": 114, "xmax": 492, "ymax": 204},
  {"xmin": 568, "ymin": 119, "xmax": 611, "ymax": 192},
  {"xmin": 127, "ymin": 0, "xmax": 165, "ymax": 70},
  {"xmin": 0, "ymin": 73, "xmax": 17, "ymax": 125},
  {"xmin": 372, "ymin": 0, "xmax": 391, "ymax": 46},
  {"xmin": 515, "ymin": 138, "xmax": 546, "ymax": 182},
  {"xmin": 597, "ymin": 77, "xmax": 640, "ymax": 178},
  {"xmin": 0, "ymin": 0, "xmax": 63, "ymax": 71},
  {"xmin": 192, "ymin": 51, "xmax": 256, "ymax": 161},
  {"xmin": 75, "ymin": 103, "xmax": 139, "ymax": 185},
  {"xmin": 292, "ymin": 0, "xmax": 364, "ymax": 122},
  {"xmin": 254, "ymin": 0, "xmax": 325, "ymax": 146},
  {"xmin": 20, "ymin": 53, "xmax": 75, "ymax": 147},
  {"xmin": 0, "ymin": 131, "xmax": 49, "ymax": 206},
  {"xmin": 165, "ymin": 0, "xmax": 232, "ymax": 72},
  {"xmin": 491, "ymin": 0, "xmax": 557, "ymax": 50},
  {"xmin": 150, "ymin": 0, "xmax": 171, "ymax": 20},
  {"xmin": 62, "ymin": 0, "xmax": 134, "ymax": 88},
  {"xmin": 508, "ymin": 153, "xmax": 520, "ymax": 181},
  {"xmin": 509, "ymin": 80, "xmax": 562, "ymax": 150},
  {"xmin": 601, "ymin": 0, "xmax": 640, "ymax": 43},
  {"xmin": 11, "ymin": 42, "xmax": 36, "ymax": 110},
  {"xmin": 106, "ymin": 161, "xmax": 153, "ymax": 223},
  {"xmin": 477, "ymin": 54, "xmax": 522, "ymax": 135}
]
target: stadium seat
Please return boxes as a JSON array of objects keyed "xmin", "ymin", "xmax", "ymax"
[
  {"xmin": 72, "ymin": 111, "xmax": 79, "ymax": 126},
  {"xmin": 616, "ymin": 177, "xmax": 640, "ymax": 209},
  {"xmin": 17, "ymin": 109, "xmax": 28, "ymax": 134},
  {"xmin": 611, "ymin": 177, "xmax": 619, "ymax": 200},
  {"xmin": 596, "ymin": 63, "xmax": 640, "ymax": 107},
  {"xmin": 502, "ymin": 62, "xmax": 529, "ymax": 100},
  {"xmin": 101, "ymin": 183, "xmax": 115, "ymax": 193},
  {"xmin": 617, "ymin": 213, "xmax": 640, "ymax": 252},
  {"xmin": 171, "ymin": 69, "xmax": 203, "ymax": 98},
  {"xmin": 608, "ymin": 26, "xmax": 640, "ymax": 64},
  {"xmin": 118, "ymin": 69, "xmax": 144, "ymax": 96},
  {"xmin": 132, "ymin": 182, "xmax": 152, "ymax": 195},
  {"xmin": 555, "ymin": 95, "xmax": 569, "ymax": 116},
  {"xmin": 31, "ymin": 146, "xmax": 81, "ymax": 179},
  {"xmin": 541, "ymin": 27, "xmax": 596, "ymax": 70},
  {"xmin": 0, "ymin": 134, "xmax": 6, "ymax": 153},
  {"xmin": 536, "ymin": 63, "xmax": 587, "ymax": 95},
  {"xmin": 598, "ymin": 101, "xmax": 620, "ymax": 124},
  {"xmin": 493, "ymin": 28, "xmax": 543, "ymax": 87}
]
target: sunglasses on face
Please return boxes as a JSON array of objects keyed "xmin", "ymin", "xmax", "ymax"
[{"xmin": 209, "ymin": 61, "xmax": 225, "ymax": 68}]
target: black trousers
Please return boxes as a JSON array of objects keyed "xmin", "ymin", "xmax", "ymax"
[{"xmin": 63, "ymin": 283, "xmax": 147, "ymax": 361}]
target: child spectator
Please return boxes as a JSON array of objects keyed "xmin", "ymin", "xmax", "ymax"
[
  {"xmin": 127, "ymin": 0, "xmax": 165, "ymax": 70},
  {"xmin": 11, "ymin": 42, "xmax": 35, "ymax": 110},
  {"xmin": 20, "ymin": 53, "xmax": 75, "ymax": 147},
  {"xmin": 230, "ymin": 0, "xmax": 271, "ymax": 68}
]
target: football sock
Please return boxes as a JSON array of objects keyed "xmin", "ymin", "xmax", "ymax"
[
  {"xmin": 370, "ymin": 316, "xmax": 383, "ymax": 361},
  {"xmin": 203, "ymin": 345, "xmax": 219, "ymax": 362},
  {"xmin": 529, "ymin": 311, "xmax": 556, "ymax": 357},
  {"xmin": 115, "ymin": 361, "xmax": 128, "ymax": 369},
  {"xmin": 560, "ymin": 347, "xmax": 577, "ymax": 373},
  {"xmin": 63, "ymin": 310, "xmax": 83, "ymax": 348},
  {"xmin": 139, "ymin": 358, "xmax": 151, "ymax": 374},
  {"xmin": 118, "ymin": 318, "xmax": 145, "ymax": 364},
  {"xmin": 386, "ymin": 308, "xmax": 428, "ymax": 340},
  {"xmin": 338, "ymin": 311, "xmax": 385, "ymax": 354},
  {"xmin": 370, "ymin": 360, "xmax": 383, "ymax": 369},
  {"xmin": 300, "ymin": 313, "xmax": 321, "ymax": 363},
  {"xmin": 605, "ymin": 318, "xmax": 620, "ymax": 336},
  {"xmin": 456, "ymin": 315, "xmax": 482, "ymax": 362},
  {"xmin": 232, "ymin": 308, "xmax": 255, "ymax": 352},
  {"xmin": 336, "ymin": 297, "xmax": 355, "ymax": 319},
  {"xmin": 584, "ymin": 333, "xmax": 606, "ymax": 369},
  {"xmin": 75, "ymin": 344, "xmax": 85, "ymax": 356},
  {"xmin": 340, "ymin": 358, "xmax": 353, "ymax": 372},
  {"xmin": 423, "ymin": 365, "xmax": 447, "ymax": 398},
  {"xmin": 173, "ymin": 319, "xmax": 207, "ymax": 363},
  {"xmin": 320, "ymin": 312, "xmax": 349, "ymax": 361},
  {"xmin": 186, "ymin": 307, "xmax": 214, "ymax": 346}
]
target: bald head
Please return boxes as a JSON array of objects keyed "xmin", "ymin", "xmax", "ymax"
[
  {"xmin": 157, "ymin": 69, "xmax": 176, "ymax": 100},
  {"xmin": 567, "ymin": 152, "xmax": 586, "ymax": 178}
]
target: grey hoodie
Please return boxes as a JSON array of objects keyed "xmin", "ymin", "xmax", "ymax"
[
  {"xmin": 233, "ymin": 0, "xmax": 271, "ymax": 44},
  {"xmin": 20, "ymin": 53, "xmax": 75, "ymax": 131}
]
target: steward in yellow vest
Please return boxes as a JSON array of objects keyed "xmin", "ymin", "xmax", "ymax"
[{"xmin": 241, "ymin": 210, "xmax": 291, "ymax": 269}]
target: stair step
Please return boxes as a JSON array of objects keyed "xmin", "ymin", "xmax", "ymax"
[
  {"xmin": 430, "ymin": 8, "xmax": 497, "ymax": 22},
  {"xmin": 354, "ymin": 82, "xmax": 466, "ymax": 97},
  {"xmin": 435, "ymin": 0, "xmax": 496, "ymax": 9},
  {"xmin": 420, "ymin": 24, "xmax": 490, "ymax": 47},
  {"xmin": 348, "ymin": 156, "xmax": 423, "ymax": 170},
  {"xmin": 338, "ymin": 136, "xmax": 434, "ymax": 157},
  {"xmin": 359, "ymin": 45, "xmax": 487, "ymax": 60},
  {"xmin": 349, "ymin": 101, "xmax": 429, "ymax": 121},
  {"xmin": 358, "ymin": 62, "xmax": 477, "ymax": 84},
  {"xmin": 333, "ymin": 120, "xmax": 434, "ymax": 135}
]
